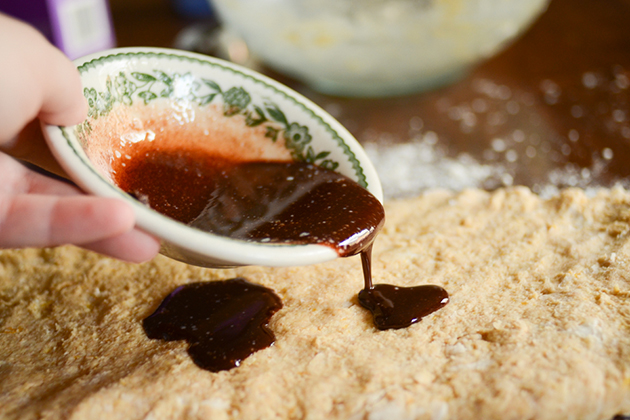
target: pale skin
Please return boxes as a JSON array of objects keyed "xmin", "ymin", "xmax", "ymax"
[{"xmin": 0, "ymin": 14, "xmax": 160, "ymax": 262}]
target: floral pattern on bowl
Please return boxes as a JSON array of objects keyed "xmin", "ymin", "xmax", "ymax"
[
  {"xmin": 44, "ymin": 47, "xmax": 382, "ymax": 268},
  {"xmin": 77, "ymin": 69, "xmax": 344, "ymax": 173}
]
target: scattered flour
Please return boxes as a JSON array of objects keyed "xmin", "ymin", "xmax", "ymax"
[
  {"xmin": 364, "ymin": 137, "xmax": 506, "ymax": 198},
  {"xmin": 364, "ymin": 70, "xmax": 630, "ymax": 200}
]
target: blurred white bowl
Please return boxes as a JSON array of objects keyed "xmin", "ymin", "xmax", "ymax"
[{"xmin": 209, "ymin": 0, "xmax": 550, "ymax": 97}]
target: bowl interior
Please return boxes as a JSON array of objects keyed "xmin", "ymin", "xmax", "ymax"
[{"xmin": 45, "ymin": 48, "xmax": 382, "ymax": 267}]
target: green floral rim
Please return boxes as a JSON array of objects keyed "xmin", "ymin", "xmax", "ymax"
[{"xmin": 64, "ymin": 51, "xmax": 367, "ymax": 187}]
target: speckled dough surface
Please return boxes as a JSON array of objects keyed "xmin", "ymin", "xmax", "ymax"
[{"xmin": 1, "ymin": 187, "xmax": 630, "ymax": 420}]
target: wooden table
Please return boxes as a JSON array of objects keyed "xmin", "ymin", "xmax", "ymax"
[{"xmin": 111, "ymin": 0, "xmax": 630, "ymax": 196}]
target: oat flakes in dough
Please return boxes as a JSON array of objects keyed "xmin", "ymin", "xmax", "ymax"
[{"xmin": 1, "ymin": 187, "xmax": 630, "ymax": 420}]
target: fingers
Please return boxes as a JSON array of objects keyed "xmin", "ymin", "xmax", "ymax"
[
  {"xmin": 81, "ymin": 229, "xmax": 161, "ymax": 263},
  {"xmin": 0, "ymin": 153, "xmax": 160, "ymax": 263},
  {"xmin": 0, "ymin": 194, "xmax": 135, "ymax": 248},
  {"xmin": 2, "ymin": 119, "xmax": 72, "ymax": 178},
  {"xmin": 36, "ymin": 42, "xmax": 88, "ymax": 127},
  {"xmin": 24, "ymin": 168, "xmax": 80, "ymax": 196},
  {"xmin": 0, "ymin": 152, "xmax": 78, "ymax": 195},
  {"xmin": 0, "ymin": 14, "xmax": 86, "ymax": 144}
]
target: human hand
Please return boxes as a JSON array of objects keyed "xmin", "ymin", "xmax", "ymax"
[
  {"xmin": 0, "ymin": 153, "xmax": 159, "ymax": 262},
  {"xmin": 0, "ymin": 14, "xmax": 160, "ymax": 262}
]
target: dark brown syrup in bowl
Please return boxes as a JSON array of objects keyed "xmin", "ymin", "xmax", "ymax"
[
  {"xmin": 116, "ymin": 150, "xmax": 383, "ymax": 255},
  {"xmin": 119, "ymin": 146, "xmax": 449, "ymax": 371}
]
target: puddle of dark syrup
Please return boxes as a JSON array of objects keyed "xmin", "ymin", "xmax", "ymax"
[
  {"xmin": 143, "ymin": 278, "xmax": 282, "ymax": 372},
  {"xmin": 128, "ymin": 147, "xmax": 449, "ymax": 371},
  {"xmin": 358, "ymin": 245, "xmax": 449, "ymax": 330}
]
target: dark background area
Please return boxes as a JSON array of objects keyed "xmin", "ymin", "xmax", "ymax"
[{"xmin": 108, "ymin": 0, "xmax": 630, "ymax": 194}]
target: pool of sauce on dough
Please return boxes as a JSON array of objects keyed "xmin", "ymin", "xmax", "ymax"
[
  {"xmin": 143, "ymin": 278, "xmax": 282, "ymax": 372},
  {"xmin": 121, "ymin": 146, "xmax": 449, "ymax": 371}
]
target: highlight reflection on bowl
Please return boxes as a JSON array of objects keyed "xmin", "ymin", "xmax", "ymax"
[{"xmin": 44, "ymin": 47, "xmax": 382, "ymax": 268}]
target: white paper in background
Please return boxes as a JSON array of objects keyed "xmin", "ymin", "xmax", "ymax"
[{"xmin": 51, "ymin": 0, "xmax": 115, "ymax": 59}]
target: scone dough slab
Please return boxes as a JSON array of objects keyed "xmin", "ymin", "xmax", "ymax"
[{"xmin": 1, "ymin": 187, "xmax": 630, "ymax": 420}]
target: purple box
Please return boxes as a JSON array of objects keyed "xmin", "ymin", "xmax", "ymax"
[{"xmin": 0, "ymin": 0, "xmax": 116, "ymax": 59}]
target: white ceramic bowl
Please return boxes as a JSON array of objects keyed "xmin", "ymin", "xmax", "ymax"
[
  {"xmin": 210, "ymin": 0, "xmax": 550, "ymax": 97},
  {"xmin": 43, "ymin": 47, "xmax": 382, "ymax": 268}
]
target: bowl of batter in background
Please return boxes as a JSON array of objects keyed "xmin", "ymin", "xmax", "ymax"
[
  {"xmin": 43, "ymin": 47, "xmax": 383, "ymax": 268},
  {"xmin": 208, "ymin": 0, "xmax": 550, "ymax": 97}
]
